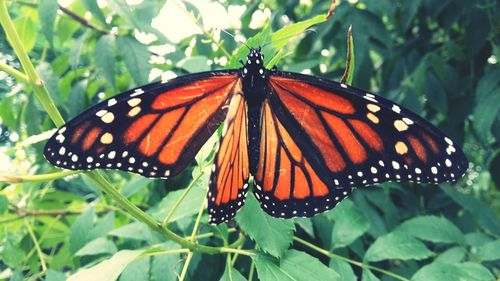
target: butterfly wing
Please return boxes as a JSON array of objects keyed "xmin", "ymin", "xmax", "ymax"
[
  {"xmin": 44, "ymin": 71, "xmax": 240, "ymax": 178},
  {"xmin": 267, "ymin": 71, "xmax": 468, "ymax": 188},
  {"xmin": 253, "ymin": 100, "xmax": 352, "ymax": 218},
  {"xmin": 207, "ymin": 82, "xmax": 250, "ymax": 224}
]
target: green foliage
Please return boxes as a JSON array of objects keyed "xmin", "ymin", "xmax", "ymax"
[
  {"xmin": 254, "ymin": 250, "xmax": 340, "ymax": 281},
  {"xmin": 236, "ymin": 194, "xmax": 295, "ymax": 258},
  {"xmin": 365, "ymin": 231, "xmax": 433, "ymax": 262},
  {"xmin": 0, "ymin": 0, "xmax": 498, "ymax": 280}
]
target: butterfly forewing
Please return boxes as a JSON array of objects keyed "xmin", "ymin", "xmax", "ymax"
[
  {"xmin": 207, "ymin": 81, "xmax": 250, "ymax": 224},
  {"xmin": 44, "ymin": 71, "xmax": 239, "ymax": 178},
  {"xmin": 267, "ymin": 72, "xmax": 467, "ymax": 189}
]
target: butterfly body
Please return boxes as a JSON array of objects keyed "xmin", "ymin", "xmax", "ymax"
[
  {"xmin": 240, "ymin": 48, "xmax": 269, "ymax": 173},
  {"xmin": 44, "ymin": 48, "xmax": 467, "ymax": 225}
]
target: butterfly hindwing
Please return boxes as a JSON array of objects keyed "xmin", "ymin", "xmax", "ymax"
[
  {"xmin": 44, "ymin": 71, "xmax": 240, "ymax": 178},
  {"xmin": 267, "ymin": 71, "xmax": 467, "ymax": 188},
  {"xmin": 207, "ymin": 81, "xmax": 250, "ymax": 224},
  {"xmin": 253, "ymin": 100, "xmax": 352, "ymax": 218}
]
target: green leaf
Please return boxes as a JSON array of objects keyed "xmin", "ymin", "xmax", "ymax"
[
  {"xmin": 362, "ymin": 269, "xmax": 381, "ymax": 281},
  {"xmin": 341, "ymin": 26, "xmax": 355, "ymax": 85},
  {"xmin": 148, "ymin": 175, "xmax": 207, "ymax": 223},
  {"xmin": 117, "ymin": 36, "xmax": 152, "ymax": 85},
  {"xmin": 45, "ymin": 270, "xmax": 66, "ymax": 281},
  {"xmin": 436, "ymin": 247, "xmax": 466, "ymax": 263},
  {"xmin": 459, "ymin": 262, "xmax": 495, "ymax": 281},
  {"xmin": 424, "ymin": 72, "xmax": 448, "ymax": 114},
  {"xmin": 1, "ymin": 237, "xmax": 25, "ymax": 268},
  {"xmin": 295, "ymin": 218, "xmax": 315, "ymax": 238},
  {"xmin": 70, "ymin": 33, "xmax": 87, "ymax": 69},
  {"xmin": 254, "ymin": 250, "xmax": 340, "ymax": 281},
  {"xmin": 476, "ymin": 240, "xmax": 500, "ymax": 261},
  {"xmin": 68, "ymin": 250, "xmax": 143, "ymax": 281},
  {"xmin": 441, "ymin": 186, "xmax": 500, "ymax": 236},
  {"xmin": 149, "ymin": 241, "xmax": 182, "ymax": 281},
  {"xmin": 121, "ymin": 175, "xmax": 152, "ymax": 198},
  {"xmin": 177, "ymin": 56, "xmax": 210, "ymax": 73},
  {"xmin": 75, "ymin": 237, "xmax": 117, "ymax": 256},
  {"xmin": 400, "ymin": 0, "xmax": 421, "ymax": 32},
  {"xmin": 82, "ymin": 0, "xmax": 108, "ymax": 26},
  {"xmin": 329, "ymin": 259, "xmax": 357, "ymax": 281},
  {"xmin": 412, "ymin": 261, "xmax": 495, "ymax": 281},
  {"xmin": 94, "ymin": 34, "xmax": 116, "ymax": 88},
  {"xmin": 90, "ymin": 212, "xmax": 115, "ymax": 238},
  {"xmin": 39, "ymin": 0, "xmax": 58, "ymax": 46},
  {"xmin": 465, "ymin": 232, "xmax": 492, "ymax": 247},
  {"xmin": 120, "ymin": 257, "xmax": 150, "ymax": 281},
  {"xmin": 270, "ymin": 15, "xmax": 327, "ymax": 50},
  {"xmin": 365, "ymin": 231, "xmax": 433, "ymax": 262},
  {"xmin": 236, "ymin": 194, "xmax": 295, "ymax": 258},
  {"xmin": 0, "ymin": 95, "xmax": 17, "ymax": 128},
  {"xmin": 37, "ymin": 62, "xmax": 62, "ymax": 103},
  {"xmin": 69, "ymin": 208, "xmax": 95, "ymax": 254},
  {"xmin": 326, "ymin": 199, "xmax": 369, "ymax": 249},
  {"xmin": 67, "ymin": 80, "xmax": 87, "ymax": 115},
  {"xmin": 396, "ymin": 215, "xmax": 464, "ymax": 244},
  {"xmin": 13, "ymin": 15, "xmax": 36, "ymax": 53},
  {"xmin": 0, "ymin": 195, "xmax": 8, "ymax": 214},
  {"xmin": 109, "ymin": 222, "xmax": 158, "ymax": 243},
  {"xmin": 220, "ymin": 265, "xmax": 247, "ymax": 281},
  {"xmin": 473, "ymin": 69, "xmax": 500, "ymax": 142}
]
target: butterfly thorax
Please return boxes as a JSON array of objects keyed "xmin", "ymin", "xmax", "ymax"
[
  {"xmin": 241, "ymin": 48, "xmax": 268, "ymax": 173},
  {"xmin": 241, "ymin": 48, "xmax": 267, "ymax": 104}
]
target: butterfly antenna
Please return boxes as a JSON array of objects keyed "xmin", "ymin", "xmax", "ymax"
[
  {"xmin": 261, "ymin": 28, "xmax": 317, "ymax": 48},
  {"xmin": 218, "ymin": 28, "xmax": 251, "ymax": 50}
]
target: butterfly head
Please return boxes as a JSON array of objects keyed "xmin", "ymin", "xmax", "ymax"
[{"xmin": 242, "ymin": 47, "xmax": 266, "ymax": 78}]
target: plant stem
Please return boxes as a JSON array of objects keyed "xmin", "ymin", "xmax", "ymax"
[
  {"xmin": 139, "ymin": 248, "xmax": 190, "ymax": 258},
  {"xmin": 0, "ymin": 60, "xmax": 28, "ymax": 82},
  {"xmin": 85, "ymin": 172, "xmax": 222, "ymax": 254},
  {"xmin": 24, "ymin": 219, "xmax": 47, "ymax": 272},
  {"xmin": 190, "ymin": 199, "xmax": 206, "ymax": 240},
  {"xmin": 0, "ymin": 170, "xmax": 81, "ymax": 183},
  {"xmin": 293, "ymin": 237, "xmax": 410, "ymax": 281},
  {"xmin": 248, "ymin": 259, "xmax": 255, "ymax": 281},
  {"xmin": 179, "ymin": 252, "xmax": 193, "ymax": 281},
  {"xmin": 58, "ymin": 5, "xmax": 108, "ymax": 34},
  {"xmin": 162, "ymin": 171, "xmax": 204, "ymax": 227},
  {"xmin": 179, "ymin": 198, "xmax": 206, "ymax": 281}
]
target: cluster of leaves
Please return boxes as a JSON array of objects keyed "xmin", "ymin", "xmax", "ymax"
[{"xmin": 0, "ymin": 0, "xmax": 498, "ymax": 281}]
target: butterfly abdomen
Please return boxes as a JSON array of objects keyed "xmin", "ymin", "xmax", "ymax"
[{"xmin": 247, "ymin": 102, "xmax": 262, "ymax": 174}]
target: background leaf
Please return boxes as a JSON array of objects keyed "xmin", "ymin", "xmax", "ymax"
[
  {"xmin": 38, "ymin": 0, "xmax": 58, "ymax": 46},
  {"xmin": 327, "ymin": 199, "xmax": 369, "ymax": 249},
  {"xmin": 254, "ymin": 250, "xmax": 340, "ymax": 281},
  {"xmin": 396, "ymin": 215, "xmax": 464, "ymax": 244},
  {"xmin": 94, "ymin": 34, "xmax": 116, "ymax": 88},
  {"xmin": 12, "ymin": 15, "xmax": 36, "ymax": 52},
  {"xmin": 236, "ymin": 194, "xmax": 295, "ymax": 258},
  {"xmin": 117, "ymin": 36, "xmax": 152, "ymax": 85},
  {"xmin": 365, "ymin": 231, "xmax": 433, "ymax": 262},
  {"xmin": 68, "ymin": 250, "xmax": 143, "ymax": 281}
]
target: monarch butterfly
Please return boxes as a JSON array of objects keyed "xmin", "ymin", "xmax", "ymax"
[{"xmin": 44, "ymin": 47, "xmax": 467, "ymax": 224}]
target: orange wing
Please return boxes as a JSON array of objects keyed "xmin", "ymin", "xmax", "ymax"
[
  {"xmin": 253, "ymin": 100, "xmax": 352, "ymax": 218},
  {"xmin": 44, "ymin": 72, "xmax": 240, "ymax": 178},
  {"xmin": 207, "ymin": 82, "xmax": 250, "ymax": 224},
  {"xmin": 267, "ymin": 73, "xmax": 467, "ymax": 188}
]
